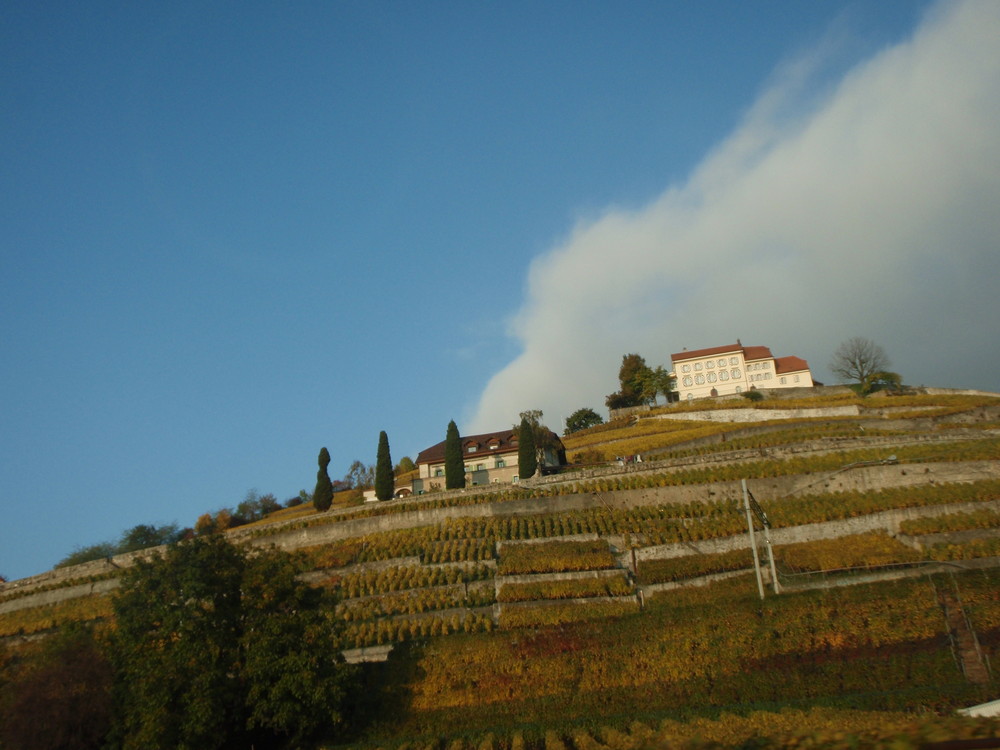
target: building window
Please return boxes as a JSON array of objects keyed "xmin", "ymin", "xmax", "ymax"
[
  {"xmin": 682, "ymin": 364, "xmax": 690, "ymax": 373},
  {"xmin": 735, "ymin": 386, "xmax": 742, "ymax": 393},
  {"xmin": 707, "ymin": 372, "xmax": 717, "ymax": 383},
  {"xmin": 719, "ymin": 370, "xmax": 729, "ymax": 381},
  {"xmin": 718, "ymin": 358, "xmax": 727, "ymax": 367},
  {"xmin": 730, "ymin": 357, "xmax": 738, "ymax": 365},
  {"xmin": 706, "ymin": 360, "xmax": 715, "ymax": 369},
  {"xmin": 794, "ymin": 374, "xmax": 801, "ymax": 382},
  {"xmin": 695, "ymin": 374, "xmax": 705, "ymax": 385},
  {"xmin": 732, "ymin": 368, "xmax": 741, "ymax": 379},
  {"xmin": 694, "ymin": 362, "xmax": 703, "ymax": 371},
  {"xmin": 476, "ymin": 464, "xmax": 484, "ymax": 471},
  {"xmin": 496, "ymin": 458, "xmax": 505, "ymax": 468},
  {"xmin": 512, "ymin": 475, "xmax": 519, "ymax": 483},
  {"xmin": 434, "ymin": 468, "xmax": 443, "ymax": 477},
  {"xmin": 467, "ymin": 445, "xmax": 477, "ymax": 453},
  {"xmin": 683, "ymin": 376, "xmax": 693, "ymax": 387},
  {"xmin": 780, "ymin": 377, "xmax": 787, "ymax": 384}
]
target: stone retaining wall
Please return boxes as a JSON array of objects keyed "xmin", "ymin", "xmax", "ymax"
[{"xmin": 3, "ymin": 460, "xmax": 998, "ymax": 616}]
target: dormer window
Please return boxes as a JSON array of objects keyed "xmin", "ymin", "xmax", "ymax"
[{"xmin": 466, "ymin": 445, "xmax": 477, "ymax": 453}]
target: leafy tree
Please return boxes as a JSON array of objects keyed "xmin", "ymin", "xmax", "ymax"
[
  {"xmin": 517, "ymin": 416, "xmax": 537, "ymax": 479},
  {"xmin": 343, "ymin": 459, "xmax": 375, "ymax": 490},
  {"xmin": 564, "ymin": 407, "xmax": 604, "ymax": 435},
  {"xmin": 314, "ymin": 447, "xmax": 334, "ymax": 512},
  {"xmin": 444, "ymin": 420, "xmax": 465, "ymax": 489},
  {"xmin": 866, "ymin": 370, "xmax": 903, "ymax": 394},
  {"xmin": 110, "ymin": 536, "xmax": 354, "ymax": 750},
  {"xmin": 639, "ymin": 365, "xmax": 676, "ymax": 405},
  {"xmin": 56, "ymin": 541, "xmax": 118, "ymax": 568},
  {"xmin": 605, "ymin": 353, "xmax": 653, "ymax": 409},
  {"xmin": 110, "ymin": 535, "xmax": 246, "ymax": 749},
  {"xmin": 394, "ymin": 456, "xmax": 416, "ymax": 476},
  {"xmin": 240, "ymin": 548, "xmax": 355, "ymax": 746},
  {"xmin": 830, "ymin": 336, "xmax": 891, "ymax": 386},
  {"xmin": 375, "ymin": 431, "xmax": 394, "ymax": 501},
  {"xmin": 0, "ymin": 625, "xmax": 113, "ymax": 750},
  {"xmin": 118, "ymin": 523, "xmax": 183, "ymax": 554}
]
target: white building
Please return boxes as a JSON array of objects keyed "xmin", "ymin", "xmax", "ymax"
[{"xmin": 671, "ymin": 341, "xmax": 813, "ymax": 402}]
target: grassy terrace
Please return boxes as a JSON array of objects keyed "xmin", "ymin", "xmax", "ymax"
[{"xmin": 237, "ymin": 436, "xmax": 1000, "ymax": 542}]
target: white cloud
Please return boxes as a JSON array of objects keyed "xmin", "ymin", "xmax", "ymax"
[{"xmin": 468, "ymin": 0, "xmax": 1000, "ymax": 433}]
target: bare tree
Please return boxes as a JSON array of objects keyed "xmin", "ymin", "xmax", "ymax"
[{"xmin": 830, "ymin": 337, "xmax": 890, "ymax": 384}]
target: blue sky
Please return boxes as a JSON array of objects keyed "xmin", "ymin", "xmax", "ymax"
[{"xmin": 4, "ymin": 0, "xmax": 998, "ymax": 581}]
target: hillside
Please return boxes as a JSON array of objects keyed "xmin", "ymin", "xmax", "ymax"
[{"xmin": 2, "ymin": 388, "xmax": 1000, "ymax": 748}]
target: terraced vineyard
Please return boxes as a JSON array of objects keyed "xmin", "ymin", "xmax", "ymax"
[{"xmin": 2, "ymin": 389, "xmax": 1000, "ymax": 747}]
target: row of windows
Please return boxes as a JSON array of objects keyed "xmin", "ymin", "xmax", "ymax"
[
  {"xmin": 467, "ymin": 442, "xmax": 508, "ymax": 453},
  {"xmin": 433, "ymin": 458, "xmax": 507, "ymax": 477},
  {"xmin": 680, "ymin": 356, "xmax": 740, "ymax": 373},
  {"xmin": 682, "ymin": 368, "xmax": 742, "ymax": 387}
]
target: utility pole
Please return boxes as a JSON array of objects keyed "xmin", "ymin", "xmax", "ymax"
[{"xmin": 742, "ymin": 479, "xmax": 765, "ymax": 600}]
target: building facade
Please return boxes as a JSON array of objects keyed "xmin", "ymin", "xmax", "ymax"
[
  {"xmin": 671, "ymin": 342, "xmax": 813, "ymax": 402},
  {"xmin": 412, "ymin": 428, "xmax": 565, "ymax": 494}
]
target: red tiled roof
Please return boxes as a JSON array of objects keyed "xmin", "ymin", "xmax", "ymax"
[
  {"xmin": 774, "ymin": 356, "xmax": 810, "ymax": 374},
  {"xmin": 416, "ymin": 429, "xmax": 519, "ymax": 466},
  {"xmin": 671, "ymin": 343, "xmax": 743, "ymax": 362},
  {"xmin": 742, "ymin": 346, "xmax": 773, "ymax": 362},
  {"xmin": 671, "ymin": 343, "xmax": 774, "ymax": 362},
  {"xmin": 416, "ymin": 428, "xmax": 564, "ymax": 466}
]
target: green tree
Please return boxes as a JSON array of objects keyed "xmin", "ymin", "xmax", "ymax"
[
  {"xmin": 343, "ymin": 459, "xmax": 375, "ymax": 490},
  {"xmin": 639, "ymin": 365, "xmax": 675, "ymax": 405},
  {"xmin": 314, "ymin": 447, "xmax": 334, "ymax": 512},
  {"xmin": 110, "ymin": 535, "xmax": 245, "ymax": 750},
  {"xmin": 110, "ymin": 536, "xmax": 354, "ymax": 750},
  {"xmin": 517, "ymin": 416, "xmax": 537, "ymax": 479},
  {"xmin": 374, "ymin": 431, "xmax": 394, "ymax": 501},
  {"xmin": 605, "ymin": 353, "xmax": 653, "ymax": 409},
  {"xmin": 394, "ymin": 456, "xmax": 416, "ymax": 476},
  {"xmin": 240, "ymin": 548, "xmax": 355, "ymax": 746},
  {"xmin": 865, "ymin": 370, "xmax": 903, "ymax": 394},
  {"xmin": 444, "ymin": 420, "xmax": 465, "ymax": 490},
  {"xmin": 564, "ymin": 407, "xmax": 604, "ymax": 435}
]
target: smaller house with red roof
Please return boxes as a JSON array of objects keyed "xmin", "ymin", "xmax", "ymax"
[
  {"xmin": 671, "ymin": 341, "xmax": 813, "ymax": 402},
  {"xmin": 412, "ymin": 428, "xmax": 566, "ymax": 494}
]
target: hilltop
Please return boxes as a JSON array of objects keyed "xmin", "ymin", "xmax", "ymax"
[{"xmin": 2, "ymin": 387, "xmax": 1000, "ymax": 748}]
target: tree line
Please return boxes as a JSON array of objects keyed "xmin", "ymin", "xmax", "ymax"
[{"xmin": 0, "ymin": 536, "xmax": 357, "ymax": 750}]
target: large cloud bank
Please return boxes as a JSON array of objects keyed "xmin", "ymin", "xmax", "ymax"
[{"xmin": 469, "ymin": 1, "xmax": 1000, "ymax": 432}]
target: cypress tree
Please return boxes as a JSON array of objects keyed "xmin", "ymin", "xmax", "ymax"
[
  {"xmin": 517, "ymin": 416, "xmax": 537, "ymax": 479},
  {"xmin": 375, "ymin": 431, "xmax": 393, "ymax": 501},
  {"xmin": 314, "ymin": 447, "xmax": 333, "ymax": 511},
  {"xmin": 444, "ymin": 420, "xmax": 465, "ymax": 489}
]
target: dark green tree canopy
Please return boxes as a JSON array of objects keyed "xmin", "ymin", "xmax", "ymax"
[
  {"xmin": 564, "ymin": 407, "xmax": 604, "ymax": 435},
  {"xmin": 394, "ymin": 456, "xmax": 416, "ymax": 476},
  {"xmin": 606, "ymin": 353, "xmax": 653, "ymax": 409},
  {"xmin": 444, "ymin": 420, "xmax": 465, "ymax": 489},
  {"xmin": 375, "ymin": 431, "xmax": 394, "ymax": 501},
  {"xmin": 110, "ymin": 536, "xmax": 354, "ymax": 750},
  {"xmin": 517, "ymin": 416, "xmax": 537, "ymax": 479},
  {"xmin": 314, "ymin": 447, "xmax": 334, "ymax": 512}
]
